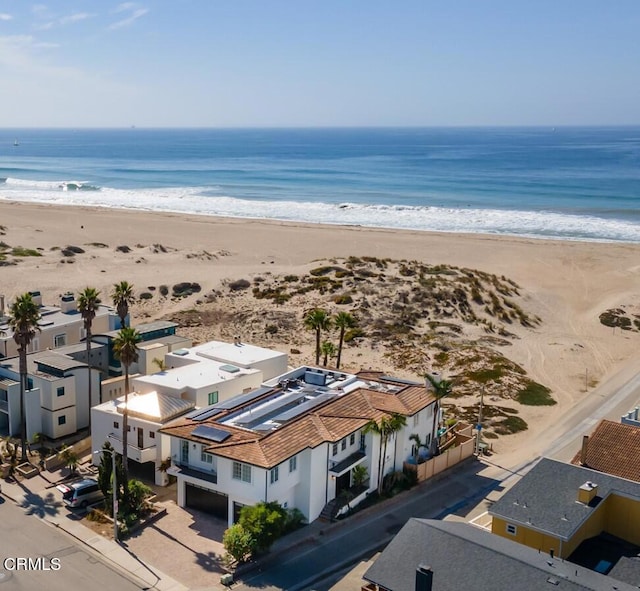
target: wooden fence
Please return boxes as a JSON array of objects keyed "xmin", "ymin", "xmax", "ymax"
[{"xmin": 404, "ymin": 423, "xmax": 475, "ymax": 482}]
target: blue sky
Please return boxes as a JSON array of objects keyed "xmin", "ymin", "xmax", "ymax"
[{"xmin": 0, "ymin": 1, "xmax": 639, "ymax": 127}]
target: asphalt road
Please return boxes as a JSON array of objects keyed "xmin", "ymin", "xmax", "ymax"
[{"xmin": 0, "ymin": 497, "xmax": 142, "ymax": 591}]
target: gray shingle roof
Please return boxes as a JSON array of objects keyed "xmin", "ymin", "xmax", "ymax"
[
  {"xmin": 363, "ymin": 519, "xmax": 638, "ymax": 591},
  {"xmin": 489, "ymin": 457, "xmax": 640, "ymax": 541}
]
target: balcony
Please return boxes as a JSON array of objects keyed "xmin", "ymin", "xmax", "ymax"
[
  {"xmin": 108, "ymin": 434, "xmax": 157, "ymax": 464},
  {"xmin": 0, "ymin": 399, "xmax": 8, "ymax": 412},
  {"xmin": 167, "ymin": 462, "xmax": 218, "ymax": 485}
]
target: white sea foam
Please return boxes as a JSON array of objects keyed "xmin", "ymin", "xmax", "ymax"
[{"xmin": 1, "ymin": 178, "xmax": 639, "ymax": 243}]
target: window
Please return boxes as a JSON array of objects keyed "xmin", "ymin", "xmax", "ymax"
[
  {"xmin": 56, "ymin": 386, "xmax": 65, "ymax": 397},
  {"xmin": 359, "ymin": 432, "xmax": 366, "ymax": 451},
  {"xmin": 270, "ymin": 466, "xmax": 279, "ymax": 484},
  {"xmin": 201, "ymin": 449, "xmax": 213, "ymax": 464},
  {"xmin": 208, "ymin": 391, "xmax": 219, "ymax": 405},
  {"xmin": 54, "ymin": 334, "xmax": 66, "ymax": 348},
  {"xmin": 150, "ymin": 431, "xmax": 155, "ymax": 439},
  {"xmin": 289, "ymin": 456, "xmax": 297, "ymax": 473},
  {"xmin": 350, "ymin": 433, "xmax": 355, "ymax": 446},
  {"xmin": 341, "ymin": 438, "xmax": 347, "ymax": 451},
  {"xmin": 413, "ymin": 413, "xmax": 419, "ymax": 427},
  {"xmin": 113, "ymin": 421, "xmax": 119, "ymax": 429},
  {"xmin": 506, "ymin": 523, "xmax": 517, "ymax": 536},
  {"xmin": 58, "ymin": 415, "xmax": 66, "ymax": 426},
  {"xmin": 232, "ymin": 461, "xmax": 251, "ymax": 483},
  {"xmin": 332, "ymin": 443, "xmax": 338, "ymax": 456}
]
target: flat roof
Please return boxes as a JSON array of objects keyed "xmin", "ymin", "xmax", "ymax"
[
  {"xmin": 0, "ymin": 304, "xmax": 112, "ymax": 339},
  {"xmin": 173, "ymin": 340, "xmax": 286, "ymax": 367},
  {"xmin": 134, "ymin": 360, "xmax": 260, "ymax": 390}
]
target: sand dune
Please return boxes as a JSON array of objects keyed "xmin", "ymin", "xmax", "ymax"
[{"xmin": 2, "ymin": 200, "xmax": 640, "ymax": 456}]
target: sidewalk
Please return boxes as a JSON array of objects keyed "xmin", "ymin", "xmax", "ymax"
[{"xmin": 0, "ymin": 462, "xmax": 188, "ymax": 591}]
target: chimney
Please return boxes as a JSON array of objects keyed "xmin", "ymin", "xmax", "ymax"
[
  {"xmin": 415, "ymin": 565, "xmax": 433, "ymax": 591},
  {"xmin": 425, "ymin": 372, "xmax": 440, "ymax": 389},
  {"xmin": 60, "ymin": 292, "xmax": 77, "ymax": 313},
  {"xmin": 580, "ymin": 435, "xmax": 589, "ymax": 465},
  {"xmin": 577, "ymin": 481, "xmax": 598, "ymax": 505},
  {"xmin": 28, "ymin": 290, "xmax": 43, "ymax": 307}
]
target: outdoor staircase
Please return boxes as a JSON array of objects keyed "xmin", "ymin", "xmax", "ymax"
[{"xmin": 319, "ymin": 498, "xmax": 341, "ymax": 522}]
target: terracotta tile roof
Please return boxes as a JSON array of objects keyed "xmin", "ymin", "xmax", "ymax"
[
  {"xmin": 571, "ymin": 420, "xmax": 640, "ymax": 483},
  {"xmin": 160, "ymin": 383, "xmax": 436, "ymax": 469}
]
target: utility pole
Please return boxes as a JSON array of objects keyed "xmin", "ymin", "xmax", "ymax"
[{"xmin": 476, "ymin": 386, "xmax": 484, "ymax": 455}]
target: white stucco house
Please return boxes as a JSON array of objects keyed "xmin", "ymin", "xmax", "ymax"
[
  {"xmin": 91, "ymin": 391, "xmax": 195, "ymax": 485},
  {"xmin": 91, "ymin": 339, "xmax": 289, "ymax": 483},
  {"xmin": 160, "ymin": 367, "xmax": 438, "ymax": 526},
  {"xmin": 0, "ymin": 349, "xmax": 101, "ymax": 440},
  {"xmin": 0, "ymin": 290, "xmax": 116, "ymax": 359}
]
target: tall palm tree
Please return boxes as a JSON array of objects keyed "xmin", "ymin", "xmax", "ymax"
[
  {"xmin": 78, "ymin": 287, "xmax": 101, "ymax": 427},
  {"xmin": 425, "ymin": 373, "xmax": 453, "ymax": 456},
  {"xmin": 303, "ymin": 308, "xmax": 332, "ymax": 365},
  {"xmin": 8, "ymin": 293, "xmax": 41, "ymax": 462},
  {"xmin": 320, "ymin": 341, "xmax": 336, "ymax": 367},
  {"xmin": 363, "ymin": 413, "xmax": 407, "ymax": 495},
  {"xmin": 111, "ymin": 281, "xmax": 134, "ymax": 329},
  {"xmin": 113, "ymin": 327, "xmax": 141, "ymax": 496},
  {"xmin": 333, "ymin": 311, "xmax": 357, "ymax": 370}
]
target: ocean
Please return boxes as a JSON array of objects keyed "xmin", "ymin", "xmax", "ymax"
[{"xmin": 1, "ymin": 127, "xmax": 639, "ymax": 242}]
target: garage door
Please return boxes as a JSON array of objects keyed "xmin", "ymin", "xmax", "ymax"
[{"xmin": 185, "ymin": 483, "xmax": 228, "ymax": 520}]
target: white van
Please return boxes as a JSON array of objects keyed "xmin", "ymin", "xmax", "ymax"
[{"xmin": 56, "ymin": 478, "xmax": 104, "ymax": 509}]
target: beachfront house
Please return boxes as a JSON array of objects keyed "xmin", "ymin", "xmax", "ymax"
[
  {"xmin": 159, "ymin": 367, "xmax": 439, "ymax": 526},
  {"xmin": 0, "ymin": 291, "xmax": 115, "ymax": 359},
  {"xmin": 91, "ymin": 339, "xmax": 288, "ymax": 483},
  {"xmin": 489, "ymin": 457, "xmax": 640, "ymax": 562},
  {"xmin": 0, "ymin": 348, "xmax": 101, "ymax": 440}
]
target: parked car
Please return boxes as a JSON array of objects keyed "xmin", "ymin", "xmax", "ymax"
[{"xmin": 56, "ymin": 478, "xmax": 104, "ymax": 509}]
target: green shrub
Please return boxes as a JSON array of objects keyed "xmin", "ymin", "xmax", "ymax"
[
  {"xmin": 333, "ymin": 293, "xmax": 353, "ymax": 305},
  {"xmin": 223, "ymin": 524, "xmax": 255, "ymax": 564},
  {"xmin": 139, "ymin": 292, "xmax": 153, "ymax": 300},
  {"xmin": 516, "ymin": 381, "xmax": 556, "ymax": 405},
  {"xmin": 229, "ymin": 278, "xmax": 251, "ymax": 291},
  {"xmin": 283, "ymin": 274, "xmax": 299, "ymax": 282},
  {"xmin": 11, "ymin": 246, "xmax": 41, "ymax": 257},
  {"xmin": 238, "ymin": 502, "xmax": 288, "ymax": 553},
  {"xmin": 159, "ymin": 285, "xmax": 169, "ymax": 296}
]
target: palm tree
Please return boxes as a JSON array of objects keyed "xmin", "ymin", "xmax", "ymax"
[
  {"xmin": 320, "ymin": 341, "xmax": 336, "ymax": 367},
  {"xmin": 303, "ymin": 308, "xmax": 332, "ymax": 365},
  {"xmin": 333, "ymin": 311, "xmax": 357, "ymax": 370},
  {"xmin": 152, "ymin": 357, "xmax": 167, "ymax": 372},
  {"xmin": 111, "ymin": 281, "xmax": 134, "ymax": 329},
  {"xmin": 409, "ymin": 433, "xmax": 425, "ymax": 465},
  {"xmin": 8, "ymin": 293, "xmax": 41, "ymax": 462},
  {"xmin": 113, "ymin": 326, "xmax": 141, "ymax": 495},
  {"xmin": 363, "ymin": 413, "xmax": 407, "ymax": 495},
  {"xmin": 78, "ymin": 287, "xmax": 101, "ymax": 426},
  {"xmin": 425, "ymin": 373, "xmax": 453, "ymax": 456}
]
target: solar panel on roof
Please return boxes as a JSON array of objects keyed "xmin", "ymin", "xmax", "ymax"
[
  {"xmin": 274, "ymin": 392, "xmax": 333, "ymax": 423},
  {"xmin": 215, "ymin": 386, "xmax": 273, "ymax": 410},
  {"xmin": 192, "ymin": 425, "xmax": 231, "ymax": 443},
  {"xmin": 190, "ymin": 408, "xmax": 221, "ymax": 421}
]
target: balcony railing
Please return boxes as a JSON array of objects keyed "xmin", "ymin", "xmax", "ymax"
[
  {"xmin": 168, "ymin": 461, "xmax": 218, "ymax": 484},
  {"xmin": 108, "ymin": 434, "xmax": 157, "ymax": 463}
]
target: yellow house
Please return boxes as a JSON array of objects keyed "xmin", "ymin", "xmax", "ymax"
[{"xmin": 489, "ymin": 457, "xmax": 640, "ymax": 559}]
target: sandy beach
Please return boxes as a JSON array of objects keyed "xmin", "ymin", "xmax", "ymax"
[{"xmin": 2, "ymin": 200, "xmax": 640, "ymax": 457}]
